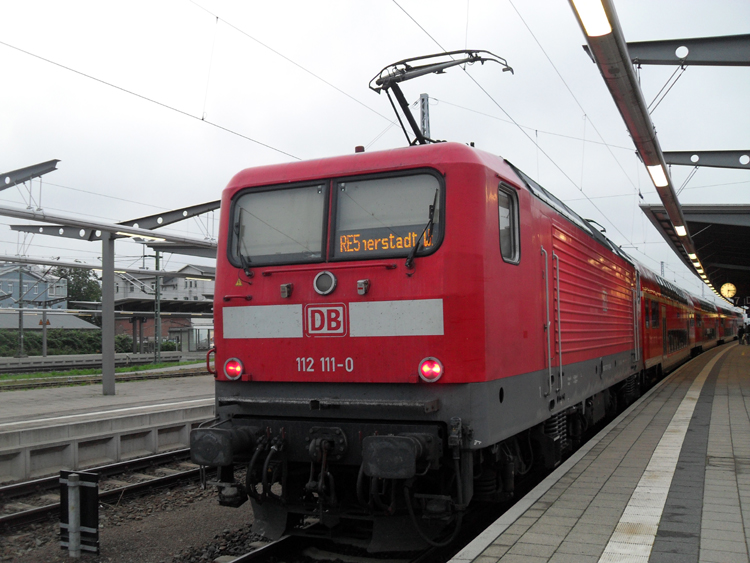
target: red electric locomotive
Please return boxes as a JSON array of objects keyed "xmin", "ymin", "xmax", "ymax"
[
  {"xmin": 190, "ymin": 52, "xmax": 741, "ymax": 551},
  {"xmin": 189, "ymin": 139, "xmax": 740, "ymax": 550}
]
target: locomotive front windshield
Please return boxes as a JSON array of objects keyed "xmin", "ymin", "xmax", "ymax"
[
  {"xmin": 231, "ymin": 184, "xmax": 327, "ymax": 266},
  {"xmin": 229, "ymin": 172, "xmax": 441, "ymax": 266},
  {"xmin": 332, "ymin": 173, "xmax": 441, "ymax": 260}
]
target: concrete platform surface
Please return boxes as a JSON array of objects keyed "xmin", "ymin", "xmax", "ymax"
[
  {"xmin": 0, "ymin": 373, "xmax": 215, "ymax": 482},
  {"xmin": 451, "ymin": 342, "xmax": 750, "ymax": 563},
  {"xmin": 0, "ymin": 373, "xmax": 214, "ymax": 430}
]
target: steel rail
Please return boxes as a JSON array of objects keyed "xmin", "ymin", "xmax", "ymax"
[
  {"xmin": 1, "ymin": 468, "xmax": 202, "ymax": 530},
  {"xmin": 0, "ymin": 449, "xmax": 191, "ymax": 503},
  {"xmin": 228, "ymin": 536, "xmax": 308, "ymax": 562}
]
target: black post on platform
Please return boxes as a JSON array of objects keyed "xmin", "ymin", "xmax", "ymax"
[{"xmin": 60, "ymin": 471, "xmax": 100, "ymax": 556}]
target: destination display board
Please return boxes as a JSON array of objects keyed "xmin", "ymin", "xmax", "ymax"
[
  {"xmin": 337, "ymin": 226, "xmax": 434, "ymax": 256},
  {"xmin": 332, "ymin": 172, "xmax": 441, "ymax": 260}
]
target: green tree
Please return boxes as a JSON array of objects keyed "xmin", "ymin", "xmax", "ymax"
[{"xmin": 52, "ymin": 268, "xmax": 102, "ymax": 302}]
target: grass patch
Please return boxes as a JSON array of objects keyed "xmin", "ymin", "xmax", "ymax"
[{"xmin": 0, "ymin": 361, "xmax": 203, "ymax": 382}]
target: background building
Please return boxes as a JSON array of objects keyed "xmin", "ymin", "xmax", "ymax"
[
  {"xmin": 114, "ymin": 265, "xmax": 214, "ymax": 310},
  {"xmin": 112, "ymin": 264, "xmax": 214, "ymax": 352},
  {"xmin": 0, "ymin": 264, "xmax": 67, "ymax": 310}
]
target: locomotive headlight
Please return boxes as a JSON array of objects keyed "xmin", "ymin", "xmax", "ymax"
[
  {"xmin": 314, "ymin": 271, "xmax": 337, "ymax": 295},
  {"xmin": 418, "ymin": 357, "xmax": 443, "ymax": 382},
  {"xmin": 224, "ymin": 358, "xmax": 244, "ymax": 380}
]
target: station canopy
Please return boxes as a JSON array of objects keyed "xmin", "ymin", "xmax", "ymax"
[
  {"xmin": 569, "ymin": 0, "xmax": 749, "ymax": 308},
  {"xmin": 642, "ymin": 204, "xmax": 750, "ymax": 306}
]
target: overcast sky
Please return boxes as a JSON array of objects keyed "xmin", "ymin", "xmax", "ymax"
[{"xmin": 0, "ymin": 0, "xmax": 748, "ymax": 302}]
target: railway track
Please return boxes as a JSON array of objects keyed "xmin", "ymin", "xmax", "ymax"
[
  {"xmin": 204, "ymin": 487, "xmax": 515, "ymax": 563},
  {"xmin": 0, "ymin": 448, "xmax": 207, "ymax": 531},
  {"xmin": 0, "ymin": 351, "xmax": 198, "ymax": 375},
  {"xmin": 214, "ymin": 533, "xmax": 430, "ymax": 563},
  {"xmin": 226, "ymin": 531, "xmax": 474, "ymax": 563},
  {"xmin": 0, "ymin": 368, "xmax": 208, "ymax": 391}
]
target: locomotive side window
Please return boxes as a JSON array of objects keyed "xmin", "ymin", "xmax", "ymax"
[
  {"xmin": 230, "ymin": 184, "xmax": 327, "ymax": 266},
  {"xmin": 331, "ymin": 172, "xmax": 442, "ymax": 260},
  {"xmin": 498, "ymin": 185, "xmax": 520, "ymax": 264}
]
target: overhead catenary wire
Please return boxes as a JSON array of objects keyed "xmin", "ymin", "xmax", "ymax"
[
  {"xmin": 580, "ymin": 114, "xmax": 587, "ymax": 191},
  {"xmin": 431, "ymin": 98, "xmax": 634, "ymax": 151},
  {"xmin": 390, "ymin": 0, "xmax": 635, "ymax": 244},
  {"xmin": 391, "ymin": 1, "xmax": 448, "ymax": 57},
  {"xmin": 187, "ymin": 0, "xmax": 394, "ymax": 124},
  {"xmin": 0, "ymin": 39, "xmax": 300, "ymax": 161},
  {"xmin": 365, "ymin": 121, "xmax": 400, "ymax": 149},
  {"xmin": 366, "ymin": 99, "xmax": 420, "ymax": 149},
  {"xmin": 506, "ymin": 0, "xmax": 640, "ymax": 195},
  {"xmin": 42, "ymin": 182, "xmax": 178, "ymax": 212}
]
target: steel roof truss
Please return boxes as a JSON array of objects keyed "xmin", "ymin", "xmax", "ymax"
[
  {"xmin": 664, "ymin": 150, "xmax": 750, "ymax": 170},
  {"xmin": 118, "ymin": 200, "xmax": 220, "ymax": 230},
  {"xmin": 626, "ymin": 34, "xmax": 750, "ymax": 67},
  {"xmin": 0, "ymin": 160, "xmax": 60, "ymax": 192},
  {"xmin": 10, "ymin": 224, "xmax": 104, "ymax": 242}
]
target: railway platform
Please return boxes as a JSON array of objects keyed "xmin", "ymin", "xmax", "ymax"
[
  {"xmin": 451, "ymin": 341, "xmax": 750, "ymax": 563},
  {"xmin": 0, "ymin": 369, "xmax": 214, "ymax": 483}
]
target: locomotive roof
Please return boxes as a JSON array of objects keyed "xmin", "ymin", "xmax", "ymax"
[
  {"xmin": 225, "ymin": 142, "xmax": 517, "ymax": 192},
  {"xmin": 505, "ymin": 162, "xmax": 634, "ymax": 265}
]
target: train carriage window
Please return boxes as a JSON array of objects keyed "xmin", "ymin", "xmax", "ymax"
[
  {"xmin": 651, "ymin": 300, "xmax": 659, "ymax": 328},
  {"xmin": 498, "ymin": 184, "xmax": 520, "ymax": 264},
  {"xmin": 331, "ymin": 172, "xmax": 443, "ymax": 260},
  {"xmin": 230, "ymin": 184, "xmax": 327, "ymax": 266},
  {"xmin": 645, "ymin": 298, "xmax": 650, "ymax": 328}
]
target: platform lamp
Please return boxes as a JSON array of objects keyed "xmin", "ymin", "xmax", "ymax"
[{"xmin": 569, "ymin": 0, "xmax": 699, "ymax": 272}]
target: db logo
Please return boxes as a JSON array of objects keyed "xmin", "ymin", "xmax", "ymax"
[{"xmin": 305, "ymin": 304, "xmax": 347, "ymax": 336}]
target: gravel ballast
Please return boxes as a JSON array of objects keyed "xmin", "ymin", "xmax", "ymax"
[{"xmin": 1, "ymin": 482, "xmax": 260, "ymax": 563}]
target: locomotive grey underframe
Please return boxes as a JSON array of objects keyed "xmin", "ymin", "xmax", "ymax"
[{"xmin": 212, "ymin": 347, "xmax": 637, "ymax": 456}]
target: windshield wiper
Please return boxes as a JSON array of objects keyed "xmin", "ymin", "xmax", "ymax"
[
  {"xmin": 405, "ymin": 189, "xmax": 438, "ymax": 270},
  {"xmin": 235, "ymin": 218, "xmax": 254, "ymax": 278}
]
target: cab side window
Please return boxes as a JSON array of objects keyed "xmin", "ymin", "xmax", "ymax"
[{"xmin": 498, "ymin": 184, "xmax": 520, "ymax": 264}]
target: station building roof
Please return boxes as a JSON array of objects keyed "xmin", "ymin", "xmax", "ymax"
[{"xmin": 0, "ymin": 309, "xmax": 99, "ymax": 330}]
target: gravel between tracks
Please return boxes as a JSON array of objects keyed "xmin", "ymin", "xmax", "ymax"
[{"xmin": 1, "ymin": 481, "xmax": 261, "ymax": 563}]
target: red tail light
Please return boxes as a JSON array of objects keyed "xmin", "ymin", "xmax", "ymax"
[
  {"xmin": 224, "ymin": 358, "xmax": 243, "ymax": 380},
  {"xmin": 419, "ymin": 357, "xmax": 443, "ymax": 382}
]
